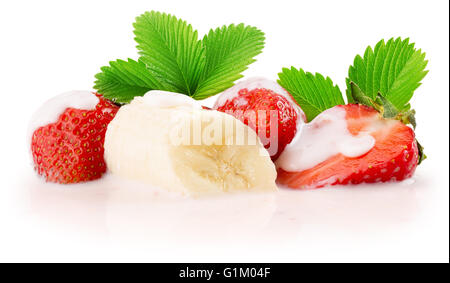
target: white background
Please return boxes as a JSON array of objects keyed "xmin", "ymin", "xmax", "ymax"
[{"xmin": 0, "ymin": 0, "xmax": 448, "ymax": 263}]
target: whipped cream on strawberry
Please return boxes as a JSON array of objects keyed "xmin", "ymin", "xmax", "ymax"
[
  {"xmin": 277, "ymin": 107, "xmax": 375, "ymax": 172},
  {"xmin": 27, "ymin": 91, "xmax": 99, "ymax": 142}
]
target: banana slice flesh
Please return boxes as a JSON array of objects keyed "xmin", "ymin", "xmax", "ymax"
[{"xmin": 104, "ymin": 92, "xmax": 277, "ymax": 195}]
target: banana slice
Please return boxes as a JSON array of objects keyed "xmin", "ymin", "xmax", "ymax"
[{"xmin": 104, "ymin": 91, "xmax": 277, "ymax": 195}]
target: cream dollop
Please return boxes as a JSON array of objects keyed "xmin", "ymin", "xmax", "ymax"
[
  {"xmin": 141, "ymin": 90, "xmax": 202, "ymax": 109},
  {"xmin": 276, "ymin": 107, "xmax": 375, "ymax": 172},
  {"xmin": 27, "ymin": 91, "xmax": 99, "ymax": 142}
]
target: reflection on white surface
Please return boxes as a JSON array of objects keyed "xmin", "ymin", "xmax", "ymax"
[
  {"xmin": 24, "ymin": 173, "xmax": 422, "ymax": 247},
  {"xmin": 1, "ymin": 168, "xmax": 444, "ymax": 262}
]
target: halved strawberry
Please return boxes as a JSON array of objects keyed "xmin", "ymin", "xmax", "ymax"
[
  {"xmin": 31, "ymin": 92, "xmax": 119, "ymax": 184},
  {"xmin": 214, "ymin": 82, "xmax": 300, "ymax": 160},
  {"xmin": 277, "ymin": 104, "xmax": 419, "ymax": 189}
]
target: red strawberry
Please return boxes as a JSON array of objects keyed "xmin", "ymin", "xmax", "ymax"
[
  {"xmin": 277, "ymin": 104, "xmax": 419, "ymax": 189},
  {"xmin": 31, "ymin": 92, "xmax": 119, "ymax": 184},
  {"xmin": 215, "ymin": 87, "xmax": 299, "ymax": 160}
]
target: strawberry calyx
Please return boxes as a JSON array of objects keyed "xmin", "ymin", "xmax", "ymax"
[{"xmin": 349, "ymin": 81, "xmax": 425, "ymax": 164}]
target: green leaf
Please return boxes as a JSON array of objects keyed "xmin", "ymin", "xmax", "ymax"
[
  {"xmin": 94, "ymin": 11, "xmax": 265, "ymax": 102},
  {"xmin": 133, "ymin": 11, "xmax": 205, "ymax": 95},
  {"xmin": 94, "ymin": 58, "xmax": 163, "ymax": 104},
  {"xmin": 193, "ymin": 24, "xmax": 265, "ymax": 99},
  {"xmin": 347, "ymin": 37, "xmax": 428, "ymax": 111},
  {"xmin": 278, "ymin": 67, "xmax": 345, "ymax": 121}
]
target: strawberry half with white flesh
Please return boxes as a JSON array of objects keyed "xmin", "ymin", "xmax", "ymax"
[
  {"xmin": 277, "ymin": 38, "xmax": 428, "ymax": 189},
  {"xmin": 276, "ymin": 104, "xmax": 419, "ymax": 189}
]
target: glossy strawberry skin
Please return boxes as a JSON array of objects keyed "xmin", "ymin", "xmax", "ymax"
[
  {"xmin": 215, "ymin": 88, "xmax": 298, "ymax": 160},
  {"xmin": 31, "ymin": 93, "xmax": 119, "ymax": 184},
  {"xmin": 277, "ymin": 104, "xmax": 419, "ymax": 189}
]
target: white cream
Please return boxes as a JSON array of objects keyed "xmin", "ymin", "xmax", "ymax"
[
  {"xmin": 141, "ymin": 90, "xmax": 202, "ymax": 109},
  {"xmin": 276, "ymin": 107, "xmax": 375, "ymax": 172},
  {"xmin": 214, "ymin": 77, "xmax": 306, "ymax": 121},
  {"xmin": 27, "ymin": 90, "xmax": 99, "ymax": 142}
]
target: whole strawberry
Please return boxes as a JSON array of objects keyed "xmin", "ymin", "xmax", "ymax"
[
  {"xmin": 30, "ymin": 91, "xmax": 119, "ymax": 184},
  {"xmin": 214, "ymin": 78, "xmax": 303, "ymax": 160}
]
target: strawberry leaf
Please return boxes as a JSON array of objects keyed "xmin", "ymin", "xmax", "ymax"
[
  {"xmin": 134, "ymin": 11, "xmax": 205, "ymax": 96},
  {"xmin": 94, "ymin": 11, "xmax": 265, "ymax": 102},
  {"xmin": 346, "ymin": 37, "xmax": 428, "ymax": 111},
  {"xmin": 193, "ymin": 24, "xmax": 265, "ymax": 100},
  {"xmin": 94, "ymin": 59, "xmax": 163, "ymax": 104},
  {"xmin": 278, "ymin": 67, "xmax": 345, "ymax": 121}
]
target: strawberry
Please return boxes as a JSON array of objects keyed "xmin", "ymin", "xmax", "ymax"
[
  {"xmin": 31, "ymin": 92, "xmax": 119, "ymax": 184},
  {"xmin": 215, "ymin": 87, "xmax": 299, "ymax": 160},
  {"xmin": 277, "ymin": 104, "xmax": 419, "ymax": 189}
]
